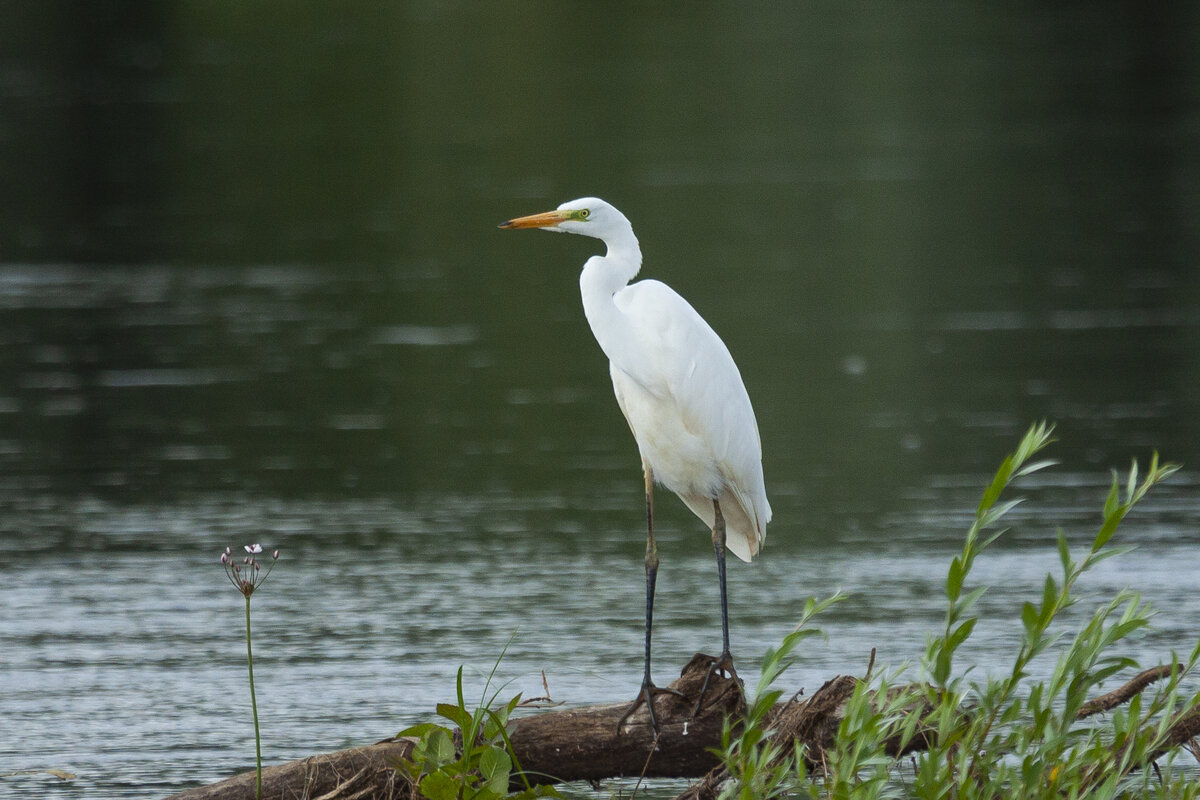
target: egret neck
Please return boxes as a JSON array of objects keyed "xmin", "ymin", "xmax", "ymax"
[{"xmin": 579, "ymin": 221, "xmax": 642, "ymax": 376}]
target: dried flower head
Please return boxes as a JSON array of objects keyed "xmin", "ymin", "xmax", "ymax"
[{"xmin": 220, "ymin": 544, "xmax": 279, "ymax": 598}]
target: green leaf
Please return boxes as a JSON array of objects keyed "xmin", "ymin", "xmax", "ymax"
[
  {"xmin": 455, "ymin": 665, "xmax": 466, "ymax": 715},
  {"xmin": 1088, "ymin": 544, "xmax": 1135, "ymax": 568},
  {"xmin": 418, "ymin": 770, "xmax": 459, "ymax": 800},
  {"xmin": 978, "ymin": 454, "xmax": 1015, "ymax": 515},
  {"xmin": 1041, "ymin": 574, "xmax": 1058, "ymax": 618},
  {"xmin": 948, "ymin": 617, "xmax": 977, "ymax": 651},
  {"xmin": 979, "ymin": 527, "xmax": 1009, "ymax": 551},
  {"xmin": 958, "ymin": 586, "xmax": 988, "ymax": 615},
  {"xmin": 978, "ymin": 498, "xmax": 1024, "ymax": 531},
  {"xmin": 946, "ymin": 556, "xmax": 964, "ymax": 601},
  {"xmin": 436, "ymin": 702, "xmax": 473, "ymax": 732},
  {"xmin": 1021, "ymin": 601, "xmax": 1040, "ymax": 635},
  {"xmin": 1102, "ymin": 473, "xmax": 1120, "ymax": 521},
  {"xmin": 508, "ymin": 787, "xmax": 564, "ymax": 800},
  {"xmin": 934, "ymin": 650, "xmax": 951, "ymax": 686},
  {"xmin": 397, "ymin": 722, "xmax": 443, "ymax": 739},
  {"xmin": 479, "ymin": 745, "xmax": 512, "ymax": 795},
  {"xmin": 426, "ymin": 728, "xmax": 456, "ymax": 766},
  {"xmin": 484, "ymin": 706, "xmax": 533, "ymax": 792},
  {"xmin": 1092, "ymin": 514, "xmax": 1123, "ymax": 552},
  {"xmin": 1015, "ymin": 458, "xmax": 1058, "ymax": 478},
  {"xmin": 1056, "ymin": 529, "xmax": 1072, "ymax": 574},
  {"xmin": 1089, "ymin": 660, "xmax": 1135, "ymax": 687},
  {"xmin": 1013, "ymin": 421, "xmax": 1055, "ymax": 466}
]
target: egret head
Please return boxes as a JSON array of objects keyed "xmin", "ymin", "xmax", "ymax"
[{"xmin": 499, "ymin": 197, "xmax": 631, "ymax": 242}]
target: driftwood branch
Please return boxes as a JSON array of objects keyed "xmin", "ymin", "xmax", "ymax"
[
  {"xmin": 163, "ymin": 658, "xmax": 1199, "ymax": 800},
  {"xmin": 1077, "ymin": 664, "xmax": 1177, "ymax": 718}
]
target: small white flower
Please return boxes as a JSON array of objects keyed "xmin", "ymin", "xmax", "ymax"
[{"xmin": 245, "ymin": 544, "xmax": 263, "ymax": 554}]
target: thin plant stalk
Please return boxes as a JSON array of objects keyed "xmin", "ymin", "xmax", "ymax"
[
  {"xmin": 219, "ymin": 544, "xmax": 277, "ymax": 800},
  {"xmin": 245, "ymin": 594, "xmax": 262, "ymax": 800}
]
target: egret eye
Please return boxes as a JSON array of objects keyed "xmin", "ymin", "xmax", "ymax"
[{"xmin": 579, "ymin": 209, "xmax": 590, "ymax": 219}]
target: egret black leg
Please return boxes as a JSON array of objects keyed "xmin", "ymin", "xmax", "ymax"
[
  {"xmin": 618, "ymin": 463, "xmax": 683, "ymax": 732},
  {"xmin": 714, "ymin": 499, "xmax": 732, "ymax": 657},
  {"xmin": 693, "ymin": 498, "xmax": 742, "ymax": 715}
]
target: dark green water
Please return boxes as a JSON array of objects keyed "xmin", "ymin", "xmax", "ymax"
[{"xmin": 2, "ymin": 4, "xmax": 1199, "ymax": 797}]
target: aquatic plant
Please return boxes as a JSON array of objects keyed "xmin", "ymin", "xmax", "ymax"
[
  {"xmin": 396, "ymin": 645, "xmax": 560, "ymax": 800},
  {"xmin": 713, "ymin": 423, "xmax": 1199, "ymax": 799},
  {"xmin": 713, "ymin": 592, "xmax": 845, "ymax": 800},
  {"xmin": 220, "ymin": 543, "xmax": 279, "ymax": 800}
]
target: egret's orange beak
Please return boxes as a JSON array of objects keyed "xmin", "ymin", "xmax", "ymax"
[{"xmin": 498, "ymin": 209, "xmax": 571, "ymax": 230}]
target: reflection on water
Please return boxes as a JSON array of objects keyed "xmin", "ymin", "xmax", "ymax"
[
  {"xmin": 1, "ymin": 261, "xmax": 1196, "ymax": 505},
  {"xmin": 3, "ymin": 2, "xmax": 1200, "ymax": 797}
]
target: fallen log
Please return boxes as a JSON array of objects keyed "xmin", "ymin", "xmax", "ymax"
[
  {"xmin": 163, "ymin": 658, "xmax": 1197, "ymax": 800},
  {"xmin": 164, "ymin": 653, "xmax": 739, "ymax": 800}
]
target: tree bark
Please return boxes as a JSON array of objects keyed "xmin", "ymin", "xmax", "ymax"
[{"xmin": 507, "ymin": 652, "xmax": 742, "ymax": 783}]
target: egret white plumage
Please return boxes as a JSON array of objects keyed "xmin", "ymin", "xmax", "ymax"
[{"xmin": 499, "ymin": 197, "xmax": 771, "ymax": 729}]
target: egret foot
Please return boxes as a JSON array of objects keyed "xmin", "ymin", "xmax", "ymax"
[
  {"xmin": 692, "ymin": 650, "xmax": 743, "ymax": 717},
  {"xmin": 617, "ymin": 679, "xmax": 687, "ymax": 733}
]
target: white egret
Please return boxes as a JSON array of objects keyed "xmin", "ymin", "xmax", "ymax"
[{"xmin": 499, "ymin": 198, "xmax": 771, "ymax": 729}]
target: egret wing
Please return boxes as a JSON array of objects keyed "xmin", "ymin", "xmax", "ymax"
[{"xmin": 614, "ymin": 280, "xmax": 771, "ymax": 559}]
